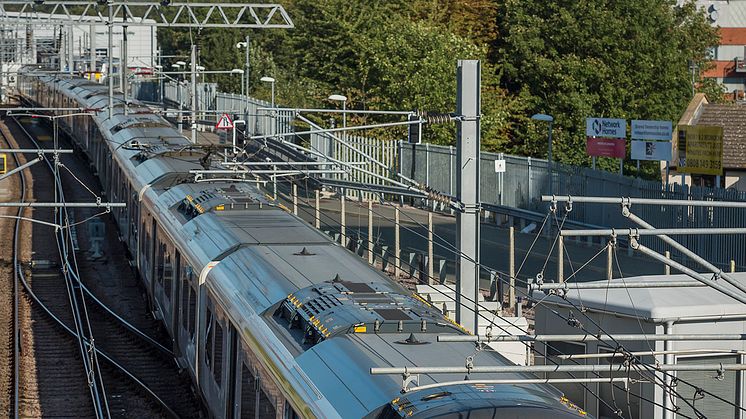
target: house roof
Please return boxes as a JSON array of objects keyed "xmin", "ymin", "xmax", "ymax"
[{"xmin": 695, "ymin": 103, "xmax": 746, "ymax": 169}]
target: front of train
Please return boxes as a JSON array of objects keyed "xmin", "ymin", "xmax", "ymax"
[{"xmin": 375, "ymin": 382, "xmax": 588, "ymax": 418}]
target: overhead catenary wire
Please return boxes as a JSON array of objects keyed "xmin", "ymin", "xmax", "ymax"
[{"xmin": 272, "ymin": 179, "xmax": 690, "ymax": 418}]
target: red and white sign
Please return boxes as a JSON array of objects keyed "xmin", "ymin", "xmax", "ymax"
[
  {"xmin": 586, "ymin": 137, "xmax": 626, "ymax": 158},
  {"xmin": 215, "ymin": 113, "xmax": 234, "ymax": 130}
]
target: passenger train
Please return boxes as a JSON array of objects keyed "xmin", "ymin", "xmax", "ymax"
[{"xmin": 16, "ymin": 69, "xmax": 589, "ymax": 418}]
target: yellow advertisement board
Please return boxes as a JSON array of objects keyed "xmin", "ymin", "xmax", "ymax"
[{"xmin": 676, "ymin": 125, "xmax": 724, "ymax": 175}]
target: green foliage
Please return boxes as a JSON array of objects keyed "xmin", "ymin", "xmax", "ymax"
[
  {"xmin": 158, "ymin": 0, "xmax": 722, "ymax": 178},
  {"xmin": 495, "ymin": 0, "xmax": 720, "ymax": 170}
]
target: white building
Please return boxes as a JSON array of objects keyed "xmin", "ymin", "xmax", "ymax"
[
  {"xmin": 534, "ymin": 273, "xmax": 746, "ymax": 419},
  {"xmin": 0, "ymin": 13, "xmax": 157, "ymax": 94}
]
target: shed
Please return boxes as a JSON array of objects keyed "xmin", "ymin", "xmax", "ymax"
[{"xmin": 533, "ymin": 272, "xmax": 746, "ymax": 419}]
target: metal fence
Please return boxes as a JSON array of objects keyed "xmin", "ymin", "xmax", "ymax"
[
  {"xmin": 134, "ymin": 81, "xmax": 746, "ymax": 269},
  {"xmin": 400, "ymin": 143, "xmax": 746, "ymax": 270}
]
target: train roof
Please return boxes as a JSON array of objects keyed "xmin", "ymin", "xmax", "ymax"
[{"xmin": 296, "ymin": 333, "xmax": 570, "ymax": 417}]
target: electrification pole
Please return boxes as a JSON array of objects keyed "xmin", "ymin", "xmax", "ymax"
[{"xmin": 455, "ymin": 60, "xmax": 481, "ymax": 334}]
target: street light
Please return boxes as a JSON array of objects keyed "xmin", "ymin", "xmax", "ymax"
[
  {"xmin": 531, "ymin": 113, "xmax": 554, "ymax": 196},
  {"xmin": 328, "ymin": 94, "xmax": 348, "ymax": 131},
  {"xmin": 236, "ymin": 37, "xmax": 250, "ymax": 123},
  {"xmin": 260, "ymin": 76, "xmax": 276, "ymax": 136},
  {"xmin": 261, "ymin": 76, "xmax": 276, "ymax": 107},
  {"xmin": 231, "ymin": 68, "xmax": 245, "ymax": 97},
  {"xmin": 329, "ymin": 94, "xmax": 348, "ymax": 183}
]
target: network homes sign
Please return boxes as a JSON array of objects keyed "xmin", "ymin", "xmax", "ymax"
[{"xmin": 585, "ymin": 117, "xmax": 626, "ymax": 158}]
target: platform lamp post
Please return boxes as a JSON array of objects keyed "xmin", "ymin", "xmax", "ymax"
[
  {"xmin": 328, "ymin": 94, "xmax": 348, "ymax": 184},
  {"xmin": 532, "ymin": 113, "xmax": 554, "ymax": 196},
  {"xmin": 172, "ymin": 62, "xmax": 186, "ymax": 131},
  {"xmin": 260, "ymin": 76, "xmax": 276, "ymax": 136},
  {"xmin": 236, "ymin": 37, "xmax": 250, "ymax": 123}
]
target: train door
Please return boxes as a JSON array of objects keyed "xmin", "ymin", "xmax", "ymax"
[
  {"xmin": 171, "ymin": 250, "xmax": 181, "ymax": 349},
  {"xmin": 226, "ymin": 325, "xmax": 239, "ymax": 418},
  {"xmin": 149, "ymin": 218, "xmax": 157, "ymax": 309},
  {"xmin": 178, "ymin": 261, "xmax": 197, "ymax": 370}
]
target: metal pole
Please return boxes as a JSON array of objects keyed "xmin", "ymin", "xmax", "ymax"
[
  {"xmin": 272, "ymin": 164, "xmax": 277, "ymax": 199},
  {"xmin": 732, "ymin": 260, "xmax": 736, "ymax": 273},
  {"xmin": 122, "ymin": 23, "xmax": 128, "ymax": 115},
  {"xmin": 561, "ymin": 227, "xmax": 746, "ymax": 237},
  {"xmin": 438, "ymin": 333, "xmax": 746, "ymax": 343},
  {"xmin": 340, "ymin": 193, "xmax": 346, "ymax": 248},
  {"xmin": 530, "ymin": 281, "xmax": 705, "ymax": 291},
  {"xmin": 0, "ymin": 157, "xmax": 42, "ymax": 181},
  {"xmin": 406, "ymin": 378, "xmax": 631, "ymax": 394},
  {"xmin": 190, "ymin": 43, "xmax": 197, "ymax": 143},
  {"xmin": 371, "ymin": 363, "xmax": 746, "ymax": 376},
  {"xmin": 665, "ymin": 250, "xmax": 671, "ymax": 275},
  {"xmin": 244, "ymin": 34, "xmax": 249, "ymax": 124},
  {"xmin": 89, "ymin": 24, "xmax": 95, "ymax": 76},
  {"xmin": 157, "ymin": 48, "xmax": 164, "ymax": 111},
  {"xmin": 292, "ymin": 183, "xmax": 297, "ymax": 215},
  {"xmin": 395, "ymin": 207, "xmax": 400, "ymax": 278},
  {"xmin": 547, "ymin": 121, "xmax": 553, "ymax": 196},
  {"xmin": 606, "ymin": 242, "xmax": 613, "ymax": 281},
  {"xmin": 557, "ymin": 235, "xmax": 564, "ymax": 283},
  {"xmin": 663, "ymin": 321, "xmax": 674, "ymax": 419},
  {"xmin": 455, "ymin": 60, "xmax": 481, "ymax": 333},
  {"xmin": 271, "ymin": 80, "xmax": 275, "ymax": 136},
  {"xmin": 342, "ymin": 99, "xmax": 347, "ymax": 182},
  {"xmin": 107, "ymin": 2, "xmax": 113, "ymax": 118},
  {"xmin": 631, "ymin": 239, "xmax": 746, "ymax": 305},
  {"xmin": 428, "ymin": 212, "xmax": 434, "ymax": 283},
  {"xmin": 0, "ymin": 149, "xmax": 73, "ymax": 154},
  {"xmin": 509, "ymin": 226, "xmax": 515, "ymax": 310},
  {"xmin": 368, "ymin": 200, "xmax": 374, "ymax": 264},
  {"xmin": 625, "ymin": 210, "xmax": 746, "ymax": 294},
  {"xmin": 0, "ymin": 202, "xmax": 126, "ymax": 208},
  {"xmin": 543, "ymin": 195, "xmax": 746, "ymax": 208},
  {"xmin": 315, "ymin": 189, "xmax": 320, "ymax": 229}
]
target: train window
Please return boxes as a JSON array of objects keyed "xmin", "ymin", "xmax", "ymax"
[
  {"xmin": 205, "ymin": 306, "xmax": 214, "ymax": 371},
  {"xmin": 189, "ymin": 285, "xmax": 197, "ymax": 339},
  {"xmin": 156, "ymin": 240, "xmax": 165, "ymax": 287},
  {"xmin": 213, "ymin": 322, "xmax": 224, "ymax": 387},
  {"xmin": 163, "ymin": 246, "xmax": 173, "ymax": 301},
  {"xmin": 180, "ymin": 270, "xmax": 190, "ymax": 335},
  {"xmin": 284, "ymin": 404, "xmax": 300, "ymax": 419},
  {"xmin": 258, "ymin": 386, "xmax": 276, "ymax": 419},
  {"xmin": 240, "ymin": 365, "xmax": 257, "ymax": 419}
]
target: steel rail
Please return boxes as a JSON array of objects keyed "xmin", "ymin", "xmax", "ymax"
[
  {"xmin": 5, "ymin": 122, "xmax": 23, "ymax": 419},
  {"xmin": 9, "ymin": 116, "xmax": 179, "ymax": 417},
  {"xmin": 16, "ymin": 115, "xmax": 110, "ymax": 417},
  {"xmin": 11, "ymin": 116, "xmax": 169, "ymax": 352},
  {"xmin": 15, "ymin": 267, "xmax": 179, "ymax": 419}
]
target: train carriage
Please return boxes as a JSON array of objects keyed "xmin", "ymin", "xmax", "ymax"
[{"xmin": 16, "ymin": 68, "xmax": 589, "ymax": 419}]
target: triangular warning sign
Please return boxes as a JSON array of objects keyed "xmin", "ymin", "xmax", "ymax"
[{"xmin": 216, "ymin": 113, "xmax": 234, "ymax": 130}]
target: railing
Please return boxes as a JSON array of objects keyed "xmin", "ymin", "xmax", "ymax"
[{"xmin": 399, "ymin": 142, "xmax": 746, "ymax": 271}]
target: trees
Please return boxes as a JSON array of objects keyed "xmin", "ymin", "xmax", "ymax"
[
  {"xmin": 494, "ymin": 0, "xmax": 719, "ymax": 169},
  {"xmin": 158, "ymin": 0, "xmax": 720, "ymax": 175}
]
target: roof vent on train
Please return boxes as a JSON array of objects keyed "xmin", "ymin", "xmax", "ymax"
[
  {"xmin": 110, "ymin": 118, "xmax": 169, "ymax": 134},
  {"xmin": 172, "ymin": 186, "xmax": 264, "ymax": 222},
  {"xmin": 271, "ymin": 278, "xmax": 461, "ymax": 349}
]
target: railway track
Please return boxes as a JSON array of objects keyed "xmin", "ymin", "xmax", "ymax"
[{"xmin": 4, "ymin": 114, "xmax": 202, "ymax": 418}]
